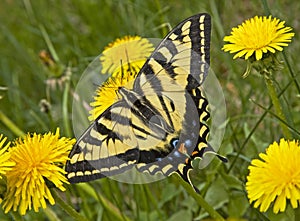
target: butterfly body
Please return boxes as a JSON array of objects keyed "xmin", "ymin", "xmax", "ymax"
[{"xmin": 66, "ymin": 13, "xmax": 225, "ymax": 189}]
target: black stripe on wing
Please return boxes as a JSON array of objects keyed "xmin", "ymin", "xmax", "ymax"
[
  {"xmin": 175, "ymin": 88, "xmax": 227, "ymax": 191},
  {"xmin": 134, "ymin": 13, "xmax": 211, "ymax": 91},
  {"xmin": 188, "ymin": 14, "xmax": 211, "ymax": 89},
  {"xmin": 66, "ymin": 141, "xmax": 139, "ymax": 183},
  {"xmin": 66, "ymin": 105, "xmax": 140, "ymax": 183}
]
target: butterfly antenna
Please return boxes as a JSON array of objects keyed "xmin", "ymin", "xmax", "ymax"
[
  {"xmin": 124, "ymin": 49, "xmax": 133, "ymax": 78},
  {"xmin": 119, "ymin": 59, "xmax": 125, "ymax": 81}
]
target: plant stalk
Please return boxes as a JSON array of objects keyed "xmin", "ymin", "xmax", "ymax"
[
  {"xmin": 173, "ymin": 175, "xmax": 225, "ymax": 221},
  {"xmin": 51, "ymin": 189, "xmax": 89, "ymax": 221},
  {"xmin": 264, "ymin": 74, "xmax": 292, "ymax": 139},
  {"xmin": 0, "ymin": 110, "xmax": 25, "ymax": 137}
]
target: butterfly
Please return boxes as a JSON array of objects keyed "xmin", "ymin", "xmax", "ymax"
[{"xmin": 65, "ymin": 13, "xmax": 227, "ymax": 191}]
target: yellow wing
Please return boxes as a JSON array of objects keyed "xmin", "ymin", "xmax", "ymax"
[{"xmin": 66, "ymin": 13, "xmax": 226, "ymax": 189}]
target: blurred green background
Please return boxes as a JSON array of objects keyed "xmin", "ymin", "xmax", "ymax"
[{"xmin": 0, "ymin": 0, "xmax": 299, "ymax": 220}]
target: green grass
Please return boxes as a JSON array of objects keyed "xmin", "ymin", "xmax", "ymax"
[{"xmin": 0, "ymin": 0, "xmax": 300, "ymax": 220}]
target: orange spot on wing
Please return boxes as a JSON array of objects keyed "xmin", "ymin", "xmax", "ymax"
[
  {"xmin": 192, "ymin": 151, "xmax": 198, "ymax": 156},
  {"xmin": 185, "ymin": 158, "xmax": 190, "ymax": 164},
  {"xmin": 178, "ymin": 143, "xmax": 187, "ymax": 154}
]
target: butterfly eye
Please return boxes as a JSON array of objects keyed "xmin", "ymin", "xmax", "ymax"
[{"xmin": 171, "ymin": 139, "xmax": 179, "ymax": 148}]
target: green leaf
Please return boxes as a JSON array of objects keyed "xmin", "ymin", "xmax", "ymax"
[
  {"xmin": 181, "ymin": 197, "xmax": 198, "ymax": 213},
  {"xmin": 139, "ymin": 210, "xmax": 162, "ymax": 221},
  {"xmin": 158, "ymin": 183, "xmax": 181, "ymax": 208},
  {"xmin": 220, "ymin": 171, "xmax": 244, "ymax": 191},
  {"xmin": 166, "ymin": 210, "xmax": 192, "ymax": 221},
  {"xmin": 204, "ymin": 177, "xmax": 229, "ymax": 209},
  {"xmin": 228, "ymin": 191, "xmax": 249, "ymax": 217}
]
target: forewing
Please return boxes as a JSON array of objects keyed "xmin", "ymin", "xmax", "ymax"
[
  {"xmin": 66, "ymin": 103, "xmax": 139, "ymax": 183},
  {"xmin": 131, "ymin": 13, "xmax": 213, "ymax": 185},
  {"xmin": 134, "ymin": 13, "xmax": 211, "ymax": 94}
]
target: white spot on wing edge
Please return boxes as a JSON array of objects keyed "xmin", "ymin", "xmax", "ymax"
[
  {"xmin": 67, "ymin": 172, "xmax": 75, "ymax": 179},
  {"xmin": 199, "ymin": 15, "xmax": 206, "ymax": 23}
]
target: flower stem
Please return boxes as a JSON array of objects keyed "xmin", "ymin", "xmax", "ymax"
[
  {"xmin": 10, "ymin": 211, "xmax": 23, "ymax": 221},
  {"xmin": 51, "ymin": 189, "xmax": 89, "ymax": 221},
  {"xmin": 263, "ymin": 74, "xmax": 292, "ymax": 139},
  {"xmin": 295, "ymin": 205, "xmax": 300, "ymax": 221},
  {"xmin": 62, "ymin": 66, "xmax": 72, "ymax": 137},
  {"xmin": 77, "ymin": 183, "xmax": 133, "ymax": 221},
  {"xmin": 0, "ymin": 110, "xmax": 25, "ymax": 137},
  {"xmin": 173, "ymin": 174, "xmax": 225, "ymax": 221}
]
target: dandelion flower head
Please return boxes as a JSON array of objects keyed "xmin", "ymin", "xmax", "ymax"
[
  {"xmin": 0, "ymin": 135, "xmax": 15, "ymax": 180},
  {"xmin": 100, "ymin": 36, "xmax": 153, "ymax": 74},
  {"xmin": 89, "ymin": 36, "xmax": 154, "ymax": 120},
  {"xmin": 246, "ymin": 138, "xmax": 300, "ymax": 213},
  {"xmin": 222, "ymin": 16, "xmax": 294, "ymax": 60},
  {"xmin": 2, "ymin": 128, "xmax": 75, "ymax": 215}
]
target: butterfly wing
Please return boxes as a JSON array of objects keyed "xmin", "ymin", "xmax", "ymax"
[
  {"xmin": 130, "ymin": 14, "xmax": 213, "ymax": 184},
  {"xmin": 133, "ymin": 13, "xmax": 210, "ymax": 92},
  {"xmin": 66, "ymin": 13, "xmax": 218, "ymax": 186},
  {"xmin": 66, "ymin": 102, "xmax": 140, "ymax": 183}
]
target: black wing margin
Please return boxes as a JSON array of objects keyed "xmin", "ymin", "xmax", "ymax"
[{"xmin": 133, "ymin": 13, "xmax": 211, "ymax": 94}]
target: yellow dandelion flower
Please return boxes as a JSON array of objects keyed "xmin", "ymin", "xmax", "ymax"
[
  {"xmin": 0, "ymin": 134, "xmax": 15, "ymax": 179},
  {"xmin": 222, "ymin": 16, "xmax": 294, "ymax": 60},
  {"xmin": 89, "ymin": 36, "xmax": 154, "ymax": 120},
  {"xmin": 100, "ymin": 35, "xmax": 153, "ymax": 75},
  {"xmin": 89, "ymin": 64, "xmax": 139, "ymax": 120},
  {"xmin": 2, "ymin": 128, "xmax": 75, "ymax": 215},
  {"xmin": 246, "ymin": 138, "xmax": 300, "ymax": 214}
]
